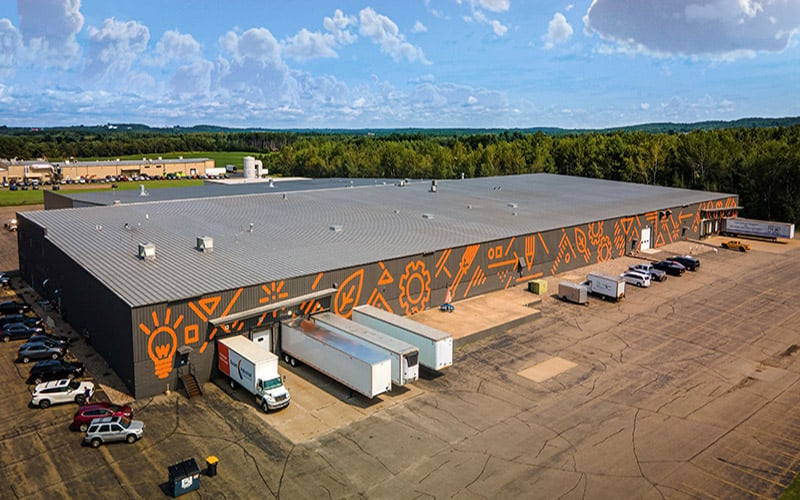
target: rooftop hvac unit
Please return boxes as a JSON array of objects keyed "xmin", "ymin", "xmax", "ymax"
[
  {"xmin": 138, "ymin": 243, "xmax": 156, "ymax": 261},
  {"xmin": 196, "ymin": 236, "xmax": 214, "ymax": 252}
]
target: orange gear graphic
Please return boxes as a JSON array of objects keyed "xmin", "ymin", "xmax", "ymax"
[{"xmin": 398, "ymin": 260, "xmax": 431, "ymax": 315}]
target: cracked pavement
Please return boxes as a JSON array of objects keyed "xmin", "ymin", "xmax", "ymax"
[{"xmin": 1, "ymin": 234, "xmax": 800, "ymax": 498}]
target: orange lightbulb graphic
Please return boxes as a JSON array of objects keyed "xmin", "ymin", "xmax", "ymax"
[
  {"xmin": 148, "ymin": 326, "xmax": 178, "ymax": 379},
  {"xmin": 139, "ymin": 308, "xmax": 184, "ymax": 379}
]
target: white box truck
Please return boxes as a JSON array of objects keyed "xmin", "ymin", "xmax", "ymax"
[
  {"xmin": 351, "ymin": 305, "xmax": 453, "ymax": 371},
  {"xmin": 721, "ymin": 217, "xmax": 795, "ymax": 240},
  {"xmin": 313, "ymin": 312, "xmax": 420, "ymax": 386},
  {"xmin": 280, "ymin": 318, "xmax": 392, "ymax": 399},
  {"xmin": 583, "ymin": 273, "xmax": 625, "ymax": 301},
  {"xmin": 217, "ymin": 336, "xmax": 291, "ymax": 412}
]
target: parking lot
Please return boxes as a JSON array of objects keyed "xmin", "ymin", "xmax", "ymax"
[{"xmin": 2, "ymin": 223, "xmax": 800, "ymax": 498}]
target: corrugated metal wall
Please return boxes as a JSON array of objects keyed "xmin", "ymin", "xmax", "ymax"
[{"xmin": 21, "ymin": 195, "xmax": 739, "ymax": 398}]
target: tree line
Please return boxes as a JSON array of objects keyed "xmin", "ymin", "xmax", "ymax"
[{"xmin": 1, "ymin": 126, "xmax": 798, "ymax": 225}]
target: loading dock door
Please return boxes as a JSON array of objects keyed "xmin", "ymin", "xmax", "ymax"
[{"xmin": 640, "ymin": 227, "xmax": 651, "ymax": 250}]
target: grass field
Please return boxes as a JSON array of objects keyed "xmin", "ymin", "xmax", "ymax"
[{"xmin": 0, "ymin": 179, "xmax": 204, "ymax": 207}]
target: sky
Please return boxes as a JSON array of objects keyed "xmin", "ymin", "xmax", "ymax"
[{"xmin": 1, "ymin": 0, "xmax": 799, "ymax": 129}]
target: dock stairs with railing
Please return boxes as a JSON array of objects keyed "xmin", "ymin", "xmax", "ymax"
[{"xmin": 180, "ymin": 367, "xmax": 203, "ymax": 399}]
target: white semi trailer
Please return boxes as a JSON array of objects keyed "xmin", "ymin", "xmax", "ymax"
[
  {"xmin": 280, "ymin": 318, "xmax": 392, "ymax": 399},
  {"xmin": 351, "ymin": 305, "xmax": 453, "ymax": 371},
  {"xmin": 721, "ymin": 217, "xmax": 795, "ymax": 240},
  {"xmin": 313, "ymin": 312, "xmax": 420, "ymax": 386},
  {"xmin": 217, "ymin": 336, "xmax": 291, "ymax": 412}
]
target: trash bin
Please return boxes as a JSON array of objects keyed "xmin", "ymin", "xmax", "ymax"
[
  {"xmin": 168, "ymin": 458, "xmax": 201, "ymax": 497},
  {"xmin": 206, "ymin": 456, "xmax": 219, "ymax": 477},
  {"xmin": 528, "ymin": 279, "xmax": 547, "ymax": 295}
]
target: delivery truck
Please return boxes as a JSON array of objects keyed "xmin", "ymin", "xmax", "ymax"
[
  {"xmin": 280, "ymin": 318, "xmax": 392, "ymax": 399},
  {"xmin": 721, "ymin": 217, "xmax": 795, "ymax": 240},
  {"xmin": 217, "ymin": 336, "xmax": 291, "ymax": 412},
  {"xmin": 583, "ymin": 273, "xmax": 625, "ymax": 301},
  {"xmin": 313, "ymin": 312, "xmax": 420, "ymax": 386},
  {"xmin": 351, "ymin": 305, "xmax": 453, "ymax": 371},
  {"xmin": 558, "ymin": 281, "xmax": 588, "ymax": 304}
]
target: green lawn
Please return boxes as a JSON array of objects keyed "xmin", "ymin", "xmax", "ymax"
[{"xmin": 0, "ymin": 179, "xmax": 204, "ymax": 207}]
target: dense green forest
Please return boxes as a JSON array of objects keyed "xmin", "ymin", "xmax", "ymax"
[{"xmin": 1, "ymin": 124, "xmax": 799, "ymax": 226}]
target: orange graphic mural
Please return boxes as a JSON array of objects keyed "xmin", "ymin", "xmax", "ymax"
[
  {"xmin": 398, "ymin": 260, "xmax": 431, "ymax": 314},
  {"xmin": 139, "ymin": 308, "xmax": 183, "ymax": 379},
  {"xmin": 334, "ymin": 269, "xmax": 364, "ymax": 318},
  {"xmin": 260, "ymin": 281, "xmax": 288, "ymax": 304}
]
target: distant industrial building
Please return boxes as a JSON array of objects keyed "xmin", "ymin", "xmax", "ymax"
[
  {"xmin": 1, "ymin": 157, "xmax": 214, "ymax": 184},
  {"xmin": 16, "ymin": 174, "xmax": 739, "ymax": 398}
]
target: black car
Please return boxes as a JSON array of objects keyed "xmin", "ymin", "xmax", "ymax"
[
  {"xmin": 28, "ymin": 334, "xmax": 70, "ymax": 347},
  {"xmin": 652, "ymin": 260, "xmax": 686, "ymax": 276},
  {"xmin": 0, "ymin": 314, "xmax": 44, "ymax": 329},
  {"xmin": 1, "ymin": 322, "xmax": 45, "ymax": 342},
  {"xmin": 0, "ymin": 301, "xmax": 31, "ymax": 315},
  {"xmin": 667, "ymin": 255, "xmax": 700, "ymax": 271},
  {"xmin": 28, "ymin": 359, "xmax": 85, "ymax": 384}
]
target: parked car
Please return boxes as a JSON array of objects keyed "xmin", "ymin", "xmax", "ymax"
[
  {"xmin": 73, "ymin": 403, "xmax": 134, "ymax": 432},
  {"xmin": 4, "ymin": 218, "xmax": 17, "ymax": 231},
  {"xmin": 1, "ymin": 322, "xmax": 44, "ymax": 342},
  {"xmin": 31, "ymin": 379, "xmax": 94, "ymax": 409},
  {"xmin": 628, "ymin": 263, "xmax": 667, "ymax": 282},
  {"xmin": 667, "ymin": 255, "xmax": 700, "ymax": 271},
  {"xmin": 721, "ymin": 240, "xmax": 750, "ymax": 252},
  {"xmin": 84, "ymin": 416, "xmax": 145, "ymax": 447},
  {"xmin": 0, "ymin": 276, "xmax": 9, "ymax": 287},
  {"xmin": 27, "ymin": 334, "xmax": 69, "ymax": 347},
  {"xmin": 652, "ymin": 260, "xmax": 686, "ymax": 276},
  {"xmin": 621, "ymin": 270, "xmax": 651, "ymax": 288},
  {"xmin": 0, "ymin": 301, "xmax": 31, "ymax": 315},
  {"xmin": 18, "ymin": 341, "xmax": 66, "ymax": 363},
  {"xmin": 28, "ymin": 359, "xmax": 85, "ymax": 384},
  {"xmin": 0, "ymin": 314, "xmax": 44, "ymax": 329}
]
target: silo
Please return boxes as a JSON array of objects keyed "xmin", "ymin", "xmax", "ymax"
[{"xmin": 243, "ymin": 156, "xmax": 256, "ymax": 179}]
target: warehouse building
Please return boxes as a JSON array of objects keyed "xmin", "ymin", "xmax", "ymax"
[
  {"xmin": 2, "ymin": 157, "xmax": 214, "ymax": 184},
  {"xmin": 16, "ymin": 174, "xmax": 739, "ymax": 398}
]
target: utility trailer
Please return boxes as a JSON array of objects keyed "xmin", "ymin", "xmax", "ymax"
[
  {"xmin": 351, "ymin": 305, "xmax": 453, "ymax": 371},
  {"xmin": 280, "ymin": 318, "xmax": 392, "ymax": 399},
  {"xmin": 313, "ymin": 312, "xmax": 419, "ymax": 386},
  {"xmin": 583, "ymin": 273, "xmax": 625, "ymax": 302},
  {"xmin": 558, "ymin": 282, "xmax": 588, "ymax": 304}
]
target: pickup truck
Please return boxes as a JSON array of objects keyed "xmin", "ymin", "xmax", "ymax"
[{"xmin": 721, "ymin": 240, "xmax": 750, "ymax": 252}]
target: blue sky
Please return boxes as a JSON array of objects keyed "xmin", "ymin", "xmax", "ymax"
[{"xmin": 1, "ymin": 0, "xmax": 799, "ymax": 129}]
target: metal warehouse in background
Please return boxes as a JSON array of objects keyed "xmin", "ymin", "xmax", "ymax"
[{"xmin": 16, "ymin": 173, "xmax": 739, "ymax": 398}]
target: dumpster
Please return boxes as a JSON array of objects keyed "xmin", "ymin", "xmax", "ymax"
[
  {"xmin": 206, "ymin": 456, "xmax": 219, "ymax": 477},
  {"xmin": 168, "ymin": 458, "xmax": 201, "ymax": 497},
  {"xmin": 528, "ymin": 279, "xmax": 547, "ymax": 295}
]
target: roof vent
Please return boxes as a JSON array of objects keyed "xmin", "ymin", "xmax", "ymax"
[
  {"xmin": 329, "ymin": 225, "xmax": 343, "ymax": 232},
  {"xmin": 399, "ymin": 180, "xmax": 406, "ymax": 187},
  {"xmin": 508, "ymin": 202, "xmax": 518, "ymax": 208},
  {"xmin": 196, "ymin": 236, "xmax": 214, "ymax": 252},
  {"xmin": 430, "ymin": 180, "xmax": 437, "ymax": 192},
  {"xmin": 138, "ymin": 243, "xmax": 156, "ymax": 261},
  {"xmin": 422, "ymin": 213, "xmax": 434, "ymax": 219}
]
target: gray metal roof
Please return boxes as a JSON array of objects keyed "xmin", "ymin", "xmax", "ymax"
[
  {"xmin": 60, "ymin": 178, "xmax": 403, "ymax": 206},
  {"xmin": 20, "ymin": 174, "xmax": 733, "ymax": 308}
]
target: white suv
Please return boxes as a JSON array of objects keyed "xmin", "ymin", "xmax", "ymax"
[
  {"xmin": 31, "ymin": 379, "xmax": 95, "ymax": 409},
  {"xmin": 621, "ymin": 270, "xmax": 651, "ymax": 288}
]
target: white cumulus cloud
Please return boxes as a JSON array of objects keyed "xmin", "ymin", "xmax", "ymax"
[
  {"xmin": 413, "ymin": 21, "xmax": 428, "ymax": 33},
  {"xmin": 282, "ymin": 29, "xmax": 338, "ymax": 60},
  {"xmin": 544, "ymin": 12, "xmax": 573, "ymax": 49},
  {"xmin": 323, "ymin": 9, "xmax": 358, "ymax": 44},
  {"xmin": 85, "ymin": 18, "xmax": 149, "ymax": 77},
  {"xmin": 17, "ymin": 0, "xmax": 84, "ymax": 68},
  {"xmin": 359, "ymin": 7, "xmax": 430, "ymax": 63},
  {"xmin": 584, "ymin": 0, "xmax": 800, "ymax": 58},
  {"xmin": 471, "ymin": 9, "xmax": 509, "ymax": 36},
  {"xmin": 480, "ymin": 0, "xmax": 511, "ymax": 12},
  {"xmin": 152, "ymin": 30, "xmax": 202, "ymax": 66},
  {"xmin": 0, "ymin": 19, "xmax": 22, "ymax": 67}
]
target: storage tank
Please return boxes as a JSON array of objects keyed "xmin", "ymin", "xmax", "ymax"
[{"xmin": 243, "ymin": 156, "xmax": 256, "ymax": 179}]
